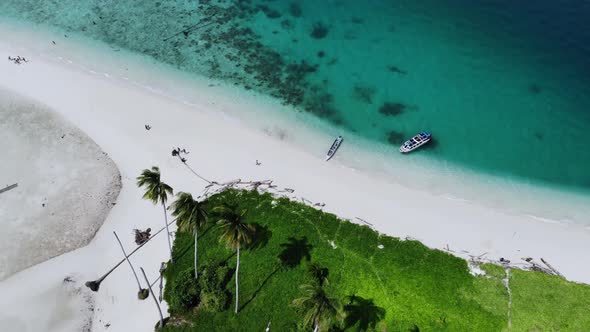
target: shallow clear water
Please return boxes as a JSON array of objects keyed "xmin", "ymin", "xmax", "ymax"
[{"xmin": 1, "ymin": 0, "xmax": 589, "ymax": 192}]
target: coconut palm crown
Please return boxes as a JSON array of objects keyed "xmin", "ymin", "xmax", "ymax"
[
  {"xmin": 214, "ymin": 204, "xmax": 254, "ymax": 250},
  {"xmin": 170, "ymin": 192, "xmax": 207, "ymax": 233},
  {"xmin": 136, "ymin": 166, "xmax": 173, "ymax": 205},
  {"xmin": 137, "ymin": 166, "xmax": 174, "ymax": 262},
  {"xmin": 291, "ymin": 284, "xmax": 343, "ymax": 332},
  {"xmin": 214, "ymin": 204, "xmax": 254, "ymax": 314},
  {"xmin": 170, "ymin": 192, "xmax": 207, "ymax": 278}
]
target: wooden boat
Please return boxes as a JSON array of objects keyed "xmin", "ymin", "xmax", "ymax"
[
  {"xmin": 400, "ymin": 132, "xmax": 432, "ymax": 153},
  {"xmin": 326, "ymin": 136, "xmax": 343, "ymax": 161}
]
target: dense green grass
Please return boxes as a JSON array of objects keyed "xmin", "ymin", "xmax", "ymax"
[{"xmin": 162, "ymin": 190, "xmax": 590, "ymax": 331}]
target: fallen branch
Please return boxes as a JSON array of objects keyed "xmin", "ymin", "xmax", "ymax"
[
  {"xmin": 540, "ymin": 258, "xmax": 563, "ymax": 277},
  {"xmin": 85, "ymin": 218, "xmax": 176, "ymax": 292},
  {"xmin": 0, "ymin": 183, "xmax": 18, "ymax": 194}
]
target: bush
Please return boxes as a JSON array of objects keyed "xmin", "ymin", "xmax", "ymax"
[
  {"xmin": 166, "ymin": 269, "xmax": 201, "ymax": 313},
  {"xmin": 200, "ymin": 290, "xmax": 229, "ymax": 313},
  {"xmin": 200, "ymin": 264, "xmax": 230, "ymax": 293}
]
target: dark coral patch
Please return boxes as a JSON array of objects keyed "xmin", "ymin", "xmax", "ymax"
[
  {"xmin": 379, "ymin": 102, "xmax": 406, "ymax": 116},
  {"xmin": 289, "ymin": 3, "xmax": 302, "ymax": 17},
  {"xmin": 311, "ymin": 22, "xmax": 329, "ymax": 39},
  {"xmin": 353, "ymin": 85, "xmax": 376, "ymax": 104}
]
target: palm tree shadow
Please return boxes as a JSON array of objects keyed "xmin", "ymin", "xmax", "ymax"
[
  {"xmin": 172, "ymin": 224, "xmax": 216, "ymax": 262},
  {"xmin": 239, "ymin": 236, "xmax": 313, "ymax": 311},
  {"xmin": 249, "ymin": 223, "xmax": 272, "ymax": 250},
  {"xmin": 239, "ymin": 266, "xmax": 280, "ymax": 311},
  {"xmin": 343, "ymin": 295, "xmax": 386, "ymax": 331},
  {"xmin": 278, "ymin": 236, "xmax": 312, "ymax": 269}
]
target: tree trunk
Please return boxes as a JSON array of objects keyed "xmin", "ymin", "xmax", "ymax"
[
  {"xmin": 235, "ymin": 245, "xmax": 240, "ymax": 314},
  {"xmin": 140, "ymin": 267, "xmax": 165, "ymax": 329},
  {"xmin": 195, "ymin": 226, "xmax": 199, "ymax": 279},
  {"xmin": 162, "ymin": 202, "xmax": 173, "ymax": 263},
  {"xmin": 113, "ymin": 231, "xmax": 142, "ymax": 292}
]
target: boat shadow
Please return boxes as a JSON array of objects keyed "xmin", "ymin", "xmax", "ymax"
[{"xmin": 419, "ymin": 137, "xmax": 439, "ymax": 152}]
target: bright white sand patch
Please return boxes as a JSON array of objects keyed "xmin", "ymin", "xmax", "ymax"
[
  {"xmin": 0, "ymin": 274, "xmax": 95, "ymax": 332},
  {"xmin": 0, "ymin": 89, "xmax": 121, "ymax": 280}
]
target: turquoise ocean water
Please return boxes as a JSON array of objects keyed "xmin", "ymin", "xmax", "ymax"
[{"xmin": 1, "ymin": 0, "xmax": 589, "ymax": 195}]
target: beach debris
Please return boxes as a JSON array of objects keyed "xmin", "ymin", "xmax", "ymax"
[
  {"xmin": 8, "ymin": 56, "xmax": 28, "ymax": 65},
  {"xmin": 145, "ymin": 124, "xmax": 151, "ymax": 130},
  {"xmin": 0, "ymin": 183, "xmax": 18, "ymax": 195},
  {"xmin": 158, "ymin": 262, "xmax": 167, "ymax": 302},
  {"xmin": 85, "ymin": 220, "xmax": 173, "ymax": 292},
  {"xmin": 377, "ymin": 244, "xmax": 384, "ymax": 249},
  {"xmin": 134, "ymin": 228, "xmax": 151, "ymax": 245},
  {"xmin": 255, "ymin": 159, "xmax": 262, "ymax": 166},
  {"xmin": 387, "ymin": 65, "xmax": 407, "ymax": 75},
  {"xmin": 114, "ymin": 231, "xmax": 148, "ymax": 300},
  {"xmin": 311, "ymin": 22, "xmax": 329, "ymax": 39},
  {"xmin": 540, "ymin": 258, "xmax": 563, "ymax": 277},
  {"xmin": 140, "ymin": 267, "xmax": 165, "ymax": 329},
  {"xmin": 355, "ymin": 217, "xmax": 374, "ymax": 227}
]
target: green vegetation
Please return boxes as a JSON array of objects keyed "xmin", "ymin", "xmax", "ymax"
[{"xmin": 161, "ymin": 189, "xmax": 590, "ymax": 331}]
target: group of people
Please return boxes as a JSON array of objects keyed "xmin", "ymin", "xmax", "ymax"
[{"xmin": 8, "ymin": 56, "xmax": 28, "ymax": 65}]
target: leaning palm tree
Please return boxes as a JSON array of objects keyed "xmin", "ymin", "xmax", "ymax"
[
  {"xmin": 214, "ymin": 204, "xmax": 254, "ymax": 314},
  {"xmin": 169, "ymin": 192, "xmax": 207, "ymax": 278},
  {"xmin": 137, "ymin": 166, "xmax": 174, "ymax": 262},
  {"xmin": 291, "ymin": 284, "xmax": 343, "ymax": 332}
]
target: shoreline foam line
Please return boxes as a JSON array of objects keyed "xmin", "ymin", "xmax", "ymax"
[{"xmin": 0, "ymin": 19, "xmax": 588, "ymax": 225}]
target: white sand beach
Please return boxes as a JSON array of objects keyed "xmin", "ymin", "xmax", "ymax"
[
  {"xmin": 0, "ymin": 88, "xmax": 120, "ymax": 281},
  {"xmin": 0, "ymin": 28, "xmax": 589, "ymax": 332}
]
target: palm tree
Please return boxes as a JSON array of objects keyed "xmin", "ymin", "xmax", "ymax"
[
  {"xmin": 214, "ymin": 204, "xmax": 254, "ymax": 314},
  {"xmin": 169, "ymin": 192, "xmax": 207, "ymax": 278},
  {"xmin": 137, "ymin": 166, "xmax": 174, "ymax": 262},
  {"xmin": 291, "ymin": 284, "xmax": 343, "ymax": 332},
  {"xmin": 307, "ymin": 263, "xmax": 329, "ymax": 287}
]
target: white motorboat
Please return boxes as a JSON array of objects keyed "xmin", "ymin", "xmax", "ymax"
[
  {"xmin": 326, "ymin": 136, "xmax": 343, "ymax": 161},
  {"xmin": 400, "ymin": 132, "xmax": 432, "ymax": 153}
]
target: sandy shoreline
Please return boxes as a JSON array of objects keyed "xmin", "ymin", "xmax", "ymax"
[{"xmin": 0, "ymin": 31, "xmax": 589, "ymax": 331}]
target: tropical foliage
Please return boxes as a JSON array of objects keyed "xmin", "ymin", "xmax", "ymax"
[
  {"xmin": 161, "ymin": 189, "xmax": 590, "ymax": 331},
  {"xmin": 170, "ymin": 192, "xmax": 207, "ymax": 277}
]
